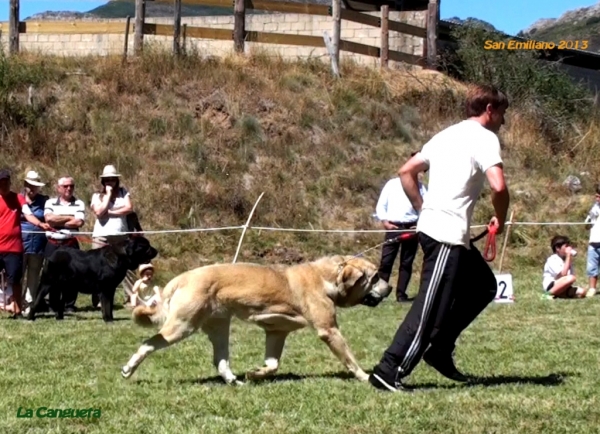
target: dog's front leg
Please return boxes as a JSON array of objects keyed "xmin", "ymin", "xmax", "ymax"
[
  {"xmin": 316, "ymin": 326, "xmax": 369, "ymax": 382},
  {"xmin": 201, "ymin": 317, "xmax": 243, "ymax": 386}
]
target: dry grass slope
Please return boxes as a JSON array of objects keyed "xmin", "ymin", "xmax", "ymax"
[{"xmin": 1, "ymin": 47, "xmax": 599, "ymax": 285}]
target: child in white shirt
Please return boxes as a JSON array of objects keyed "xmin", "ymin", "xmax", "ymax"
[
  {"xmin": 542, "ymin": 235, "xmax": 587, "ymax": 299},
  {"xmin": 130, "ymin": 263, "xmax": 161, "ymax": 308}
]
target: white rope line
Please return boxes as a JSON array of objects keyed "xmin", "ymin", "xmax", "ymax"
[{"xmin": 18, "ymin": 220, "xmax": 592, "ymax": 237}]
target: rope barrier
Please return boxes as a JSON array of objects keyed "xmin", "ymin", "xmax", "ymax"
[{"xmin": 18, "ymin": 220, "xmax": 593, "ymax": 237}]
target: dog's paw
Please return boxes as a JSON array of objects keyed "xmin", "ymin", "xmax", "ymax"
[
  {"xmin": 356, "ymin": 371, "xmax": 370, "ymax": 382},
  {"xmin": 121, "ymin": 365, "xmax": 135, "ymax": 379}
]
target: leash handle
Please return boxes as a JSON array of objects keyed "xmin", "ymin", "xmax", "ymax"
[{"xmin": 482, "ymin": 224, "xmax": 498, "ymax": 262}]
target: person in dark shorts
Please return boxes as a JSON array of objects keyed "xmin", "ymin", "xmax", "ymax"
[{"xmin": 0, "ymin": 169, "xmax": 51, "ymax": 317}]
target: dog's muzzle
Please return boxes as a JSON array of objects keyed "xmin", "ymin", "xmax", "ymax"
[{"xmin": 361, "ymin": 275, "xmax": 390, "ymax": 307}]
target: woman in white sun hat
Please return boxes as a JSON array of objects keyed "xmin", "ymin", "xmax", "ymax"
[
  {"xmin": 90, "ymin": 165, "xmax": 137, "ymax": 306},
  {"xmin": 19, "ymin": 171, "xmax": 52, "ymax": 314}
]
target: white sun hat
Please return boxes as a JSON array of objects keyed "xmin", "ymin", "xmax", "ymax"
[
  {"xmin": 24, "ymin": 170, "xmax": 46, "ymax": 187},
  {"xmin": 100, "ymin": 165, "xmax": 121, "ymax": 178}
]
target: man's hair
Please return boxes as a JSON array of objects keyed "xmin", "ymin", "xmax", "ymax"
[
  {"xmin": 595, "ymin": 183, "xmax": 600, "ymax": 195},
  {"xmin": 465, "ymin": 84, "xmax": 509, "ymax": 118},
  {"xmin": 57, "ymin": 177, "xmax": 74, "ymax": 186},
  {"xmin": 551, "ymin": 235, "xmax": 570, "ymax": 253}
]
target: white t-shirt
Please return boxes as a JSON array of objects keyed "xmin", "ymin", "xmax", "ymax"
[
  {"xmin": 586, "ymin": 203, "xmax": 600, "ymax": 244},
  {"xmin": 415, "ymin": 120, "xmax": 503, "ymax": 247},
  {"xmin": 90, "ymin": 187, "xmax": 130, "ymax": 237},
  {"xmin": 375, "ymin": 178, "xmax": 427, "ymax": 224},
  {"xmin": 542, "ymin": 254, "xmax": 573, "ymax": 290}
]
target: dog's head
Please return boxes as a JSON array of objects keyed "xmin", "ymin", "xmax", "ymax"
[
  {"xmin": 333, "ymin": 256, "xmax": 382, "ymax": 308},
  {"xmin": 123, "ymin": 236, "xmax": 158, "ymax": 270}
]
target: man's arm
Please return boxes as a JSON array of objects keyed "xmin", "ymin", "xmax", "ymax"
[
  {"xmin": 107, "ymin": 194, "xmax": 133, "ymax": 217},
  {"xmin": 45, "ymin": 213, "xmax": 72, "ymax": 227},
  {"xmin": 485, "ymin": 164, "xmax": 510, "ymax": 234},
  {"xmin": 398, "ymin": 155, "xmax": 430, "ymax": 213}
]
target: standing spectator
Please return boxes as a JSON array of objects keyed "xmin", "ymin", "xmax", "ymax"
[
  {"xmin": 0, "ymin": 169, "xmax": 50, "ymax": 317},
  {"xmin": 374, "ymin": 156, "xmax": 427, "ymax": 303},
  {"xmin": 90, "ymin": 165, "xmax": 135, "ymax": 307},
  {"xmin": 584, "ymin": 185, "xmax": 600, "ymax": 298},
  {"xmin": 19, "ymin": 171, "xmax": 51, "ymax": 315},
  {"xmin": 44, "ymin": 176, "xmax": 86, "ymax": 313}
]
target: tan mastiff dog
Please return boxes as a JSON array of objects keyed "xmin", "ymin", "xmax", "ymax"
[{"xmin": 121, "ymin": 255, "xmax": 391, "ymax": 385}]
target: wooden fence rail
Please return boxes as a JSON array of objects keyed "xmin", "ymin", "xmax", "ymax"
[{"xmin": 4, "ymin": 0, "xmax": 431, "ymax": 70}]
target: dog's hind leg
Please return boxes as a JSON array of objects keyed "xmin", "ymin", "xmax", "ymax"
[
  {"xmin": 246, "ymin": 330, "xmax": 288, "ymax": 381},
  {"xmin": 121, "ymin": 317, "xmax": 196, "ymax": 379},
  {"xmin": 201, "ymin": 317, "xmax": 243, "ymax": 386}
]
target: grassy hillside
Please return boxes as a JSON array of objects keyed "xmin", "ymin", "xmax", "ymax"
[{"xmin": 0, "ymin": 45, "xmax": 598, "ymax": 286}]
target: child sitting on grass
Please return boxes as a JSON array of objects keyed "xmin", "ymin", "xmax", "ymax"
[
  {"xmin": 542, "ymin": 235, "xmax": 587, "ymax": 299},
  {"xmin": 130, "ymin": 263, "xmax": 161, "ymax": 308}
]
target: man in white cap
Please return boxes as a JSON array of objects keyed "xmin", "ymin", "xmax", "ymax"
[{"xmin": 20, "ymin": 171, "xmax": 52, "ymax": 314}]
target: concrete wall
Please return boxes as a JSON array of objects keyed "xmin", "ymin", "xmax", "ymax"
[{"xmin": 0, "ymin": 11, "xmax": 426, "ymax": 68}]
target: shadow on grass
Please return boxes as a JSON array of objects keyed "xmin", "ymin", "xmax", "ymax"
[
  {"xmin": 137, "ymin": 371, "xmax": 359, "ymax": 386},
  {"xmin": 406, "ymin": 372, "xmax": 574, "ymax": 390}
]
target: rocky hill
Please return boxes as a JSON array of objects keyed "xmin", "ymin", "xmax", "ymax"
[
  {"xmin": 24, "ymin": 0, "xmax": 328, "ymax": 20},
  {"xmin": 518, "ymin": 2, "xmax": 600, "ymax": 52}
]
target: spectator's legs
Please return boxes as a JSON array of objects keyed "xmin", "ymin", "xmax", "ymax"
[
  {"xmin": 548, "ymin": 275, "xmax": 583, "ymax": 298},
  {"xmin": 24, "ymin": 254, "xmax": 44, "ymax": 310},
  {"xmin": 586, "ymin": 245, "xmax": 599, "ymax": 297},
  {"xmin": 1, "ymin": 253, "xmax": 24, "ymax": 316}
]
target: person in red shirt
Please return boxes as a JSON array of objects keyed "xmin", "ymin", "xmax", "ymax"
[{"xmin": 0, "ymin": 169, "xmax": 50, "ymax": 317}]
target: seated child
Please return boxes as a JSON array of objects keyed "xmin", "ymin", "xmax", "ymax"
[
  {"xmin": 130, "ymin": 263, "xmax": 161, "ymax": 308},
  {"xmin": 542, "ymin": 235, "xmax": 587, "ymax": 299}
]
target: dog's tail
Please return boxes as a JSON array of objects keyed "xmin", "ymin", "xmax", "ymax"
[{"xmin": 131, "ymin": 274, "xmax": 182, "ymax": 328}]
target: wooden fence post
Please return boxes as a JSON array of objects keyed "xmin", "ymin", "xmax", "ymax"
[
  {"xmin": 123, "ymin": 15, "xmax": 131, "ymax": 63},
  {"xmin": 380, "ymin": 5, "xmax": 389, "ymax": 69},
  {"xmin": 173, "ymin": 0, "xmax": 182, "ymax": 56},
  {"xmin": 426, "ymin": 0, "xmax": 439, "ymax": 69},
  {"xmin": 331, "ymin": 0, "xmax": 341, "ymax": 66},
  {"xmin": 134, "ymin": 0, "xmax": 146, "ymax": 55},
  {"xmin": 234, "ymin": 0, "xmax": 246, "ymax": 53},
  {"xmin": 9, "ymin": 0, "xmax": 19, "ymax": 55}
]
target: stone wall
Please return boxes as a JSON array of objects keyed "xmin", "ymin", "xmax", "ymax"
[{"xmin": 0, "ymin": 11, "xmax": 426, "ymax": 67}]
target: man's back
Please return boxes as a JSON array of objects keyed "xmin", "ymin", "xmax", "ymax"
[{"xmin": 416, "ymin": 120, "xmax": 502, "ymax": 247}]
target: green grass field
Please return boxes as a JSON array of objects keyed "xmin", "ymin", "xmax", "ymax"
[{"xmin": 1, "ymin": 263, "xmax": 599, "ymax": 434}]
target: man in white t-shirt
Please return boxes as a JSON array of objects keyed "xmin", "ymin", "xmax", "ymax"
[
  {"xmin": 584, "ymin": 186, "xmax": 600, "ymax": 297},
  {"xmin": 542, "ymin": 235, "xmax": 585, "ymax": 298},
  {"xmin": 369, "ymin": 84, "xmax": 510, "ymax": 392}
]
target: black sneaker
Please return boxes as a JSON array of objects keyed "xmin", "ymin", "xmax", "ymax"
[
  {"xmin": 368, "ymin": 368, "xmax": 412, "ymax": 393},
  {"xmin": 423, "ymin": 349, "xmax": 470, "ymax": 383}
]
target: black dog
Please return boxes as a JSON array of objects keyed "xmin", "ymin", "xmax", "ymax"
[{"xmin": 28, "ymin": 236, "xmax": 158, "ymax": 323}]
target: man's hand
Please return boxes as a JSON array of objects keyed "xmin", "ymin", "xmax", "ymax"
[
  {"xmin": 383, "ymin": 220, "xmax": 398, "ymax": 230},
  {"xmin": 39, "ymin": 222, "xmax": 51, "ymax": 231},
  {"xmin": 105, "ymin": 185, "xmax": 113, "ymax": 195},
  {"xmin": 489, "ymin": 216, "xmax": 504, "ymax": 235}
]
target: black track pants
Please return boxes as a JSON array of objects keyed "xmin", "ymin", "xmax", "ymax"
[{"xmin": 376, "ymin": 232, "xmax": 497, "ymax": 379}]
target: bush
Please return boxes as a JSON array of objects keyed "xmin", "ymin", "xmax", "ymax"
[{"xmin": 439, "ymin": 25, "xmax": 594, "ymax": 152}]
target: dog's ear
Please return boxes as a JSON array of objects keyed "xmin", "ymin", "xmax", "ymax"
[{"xmin": 336, "ymin": 264, "xmax": 364, "ymax": 290}]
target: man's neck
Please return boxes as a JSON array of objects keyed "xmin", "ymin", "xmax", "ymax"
[{"xmin": 59, "ymin": 196, "xmax": 73, "ymax": 204}]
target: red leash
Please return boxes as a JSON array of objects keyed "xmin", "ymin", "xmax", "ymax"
[{"xmin": 481, "ymin": 225, "xmax": 498, "ymax": 262}]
